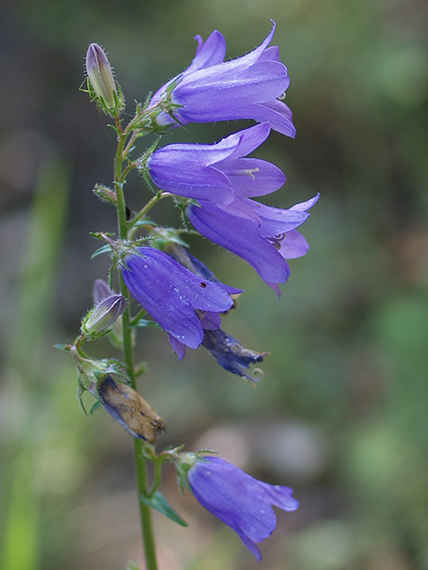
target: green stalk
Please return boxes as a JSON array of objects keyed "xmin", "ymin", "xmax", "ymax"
[
  {"xmin": 128, "ymin": 192, "xmax": 171, "ymax": 229},
  {"xmin": 114, "ymin": 121, "xmax": 159, "ymax": 570}
]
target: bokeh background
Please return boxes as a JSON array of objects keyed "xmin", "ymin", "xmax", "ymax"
[{"xmin": 1, "ymin": 0, "xmax": 428, "ymax": 568}]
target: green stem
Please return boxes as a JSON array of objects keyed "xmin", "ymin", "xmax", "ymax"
[
  {"xmin": 147, "ymin": 457, "xmax": 166, "ymax": 498},
  {"xmin": 114, "ymin": 119, "xmax": 159, "ymax": 570},
  {"xmin": 129, "ymin": 307, "xmax": 148, "ymax": 327},
  {"xmin": 134, "ymin": 439, "xmax": 158, "ymax": 565},
  {"xmin": 128, "ymin": 192, "xmax": 171, "ymax": 228}
]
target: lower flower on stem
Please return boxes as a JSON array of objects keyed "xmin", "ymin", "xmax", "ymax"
[{"xmin": 186, "ymin": 456, "xmax": 298, "ymax": 561}]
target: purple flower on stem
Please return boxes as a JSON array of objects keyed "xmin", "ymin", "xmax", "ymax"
[
  {"xmin": 187, "ymin": 456, "xmax": 299, "ymax": 561},
  {"xmin": 148, "ymin": 22, "xmax": 295, "ymax": 136},
  {"xmin": 188, "ymin": 194, "xmax": 319, "ymax": 295},
  {"xmin": 146, "ymin": 123, "xmax": 284, "ymax": 205},
  {"xmin": 122, "ymin": 247, "xmax": 238, "ymax": 349}
]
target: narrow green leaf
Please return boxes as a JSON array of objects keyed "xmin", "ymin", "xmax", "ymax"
[
  {"xmin": 91, "ymin": 244, "xmax": 112, "ymax": 259},
  {"xmin": 131, "ymin": 319, "xmax": 160, "ymax": 329},
  {"xmin": 140, "ymin": 491, "xmax": 188, "ymax": 527}
]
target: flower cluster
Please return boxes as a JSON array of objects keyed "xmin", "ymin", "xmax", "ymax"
[
  {"xmin": 78, "ymin": 22, "xmax": 317, "ymax": 563},
  {"xmin": 119, "ymin": 26, "xmax": 318, "ymax": 365}
]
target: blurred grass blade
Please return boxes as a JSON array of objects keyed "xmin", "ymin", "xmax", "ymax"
[{"xmin": 1, "ymin": 151, "xmax": 71, "ymax": 570}]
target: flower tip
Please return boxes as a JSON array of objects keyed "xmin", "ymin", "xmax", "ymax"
[{"xmin": 85, "ymin": 43, "xmax": 108, "ymax": 76}]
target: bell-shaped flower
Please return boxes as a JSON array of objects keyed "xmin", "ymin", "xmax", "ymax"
[
  {"xmin": 163, "ymin": 243, "xmax": 243, "ymax": 361},
  {"xmin": 148, "ymin": 22, "xmax": 295, "ymax": 136},
  {"xmin": 121, "ymin": 247, "xmax": 237, "ymax": 349},
  {"xmin": 186, "ymin": 456, "xmax": 299, "ymax": 561},
  {"xmin": 146, "ymin": 123, "xmax": 284, "ymax": 205},
  {"xmin": 187, "ymin": 194, "xmax": 319, "ymax": 295}
]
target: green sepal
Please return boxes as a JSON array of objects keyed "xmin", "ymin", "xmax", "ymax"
[
  {"xmin": 140, "ymin": 491, "xmax": 188, "ymax": 527},
  {"xmin": 54, "ymin": 343, "xmax": 70, "ymax": 351},
  {"xmin": 132, "ymin": 219, "xmax": 158, "ymax": 228},
  {"xmin": 150, "ymin": 226, "xmax": 190, "ymax": 250},
  {"xmin": 93, "ymin": 183, "xmax": 117, "ymax": 206},
  {"xmin": 89, "ymin": 399, "xmax": 102, "ymax": 415},
  {"xmin": 91, "ymin": 244, "xmax": 112, "ymax": 259}
]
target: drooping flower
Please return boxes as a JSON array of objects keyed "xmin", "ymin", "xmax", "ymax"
[
  {"xmin": 148, "ymin": 22, "xmax": 295, "ymax": 136},
  {"xmin": 145, "ymin": 123, "xmax": 284, "ymax": 205},
  {"xmin": 186, "ymin": 456, "xmax": 299, "ymax": 561},
  {"xmin": 164, "ymin": 243, "xmax": 267, "ymax": 373},
  {"xmin": 201, "ymin": 329, "xmax": 266, "ymax": 384},
  {"xmin": 97, "ymin": 375, "xmax": 165, "ymax": 443},
  {"xmin": 187, "ymin": 194, "xmax": 319, "ymax": 295},
  {"xmin": 121, "ymin": 247, "xmax": 238, "ymax": 349}
]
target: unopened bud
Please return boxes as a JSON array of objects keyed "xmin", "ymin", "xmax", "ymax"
[
  {"xmin": 83, "ymin": 294, "xmax": 126, "ymax": 336},
  {"xmin": 85, "ymin": 43, "xmax": 118, "ymax": 112},
  {"xmin": 93, "ymin": 184, "xmax": 117, "ymax": 207}
]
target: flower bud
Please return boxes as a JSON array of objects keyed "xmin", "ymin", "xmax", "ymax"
[
  {"xmin": 85, "ymin": 43, "xmax": 118, "ymax": 112},
  {"xmin": 83, "ymin": 294, "xmax": 126, "ymax": 336}
]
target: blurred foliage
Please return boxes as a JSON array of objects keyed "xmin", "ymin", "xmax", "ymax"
[{"xmin": 1, "ymin": 0, "xmax": 428, "ymax": 568}]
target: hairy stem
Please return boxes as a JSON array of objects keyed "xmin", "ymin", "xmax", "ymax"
[{"xmin": 114, "ymin": 121, "xmax": 159, "ymax": 570}]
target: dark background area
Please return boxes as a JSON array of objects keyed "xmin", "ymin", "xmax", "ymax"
[{"xmin": 1, "ymin": 0, "xmax": 428, "ymax": 568}]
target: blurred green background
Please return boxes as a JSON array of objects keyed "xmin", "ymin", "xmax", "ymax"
[{"xmin": 1, "ymin": 0, "xmax": 428, "ymax": 568}]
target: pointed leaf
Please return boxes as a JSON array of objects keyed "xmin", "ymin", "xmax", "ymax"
[
  {"xmin": 131, "ymin": 319, "xmax": 161, "ymax": 329},
  {"xmin": 91, "ymin": 244, "xmax": 112, "ymax": 259},
  {"xmin": 140, "ymin": 491, "xmax": 188, "ymax": 527}
]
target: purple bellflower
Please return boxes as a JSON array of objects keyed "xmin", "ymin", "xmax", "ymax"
[
  {"xmin": 165, "ymin": 243, "xmax": 264, "ymax": 375},
  {"xmin": 148, "ymin": 22, "xmax": 295, "ymax": 137},
  {"xmin": 187, "ymin": 456, "xmax": 299, "ymax": 561},
  {"xmin": 121, "ymin": 247, "xmax": 240, "ymax": 350},
  {"xmin": 146, "ymin": 123, "xmax": 285, "ymax": 205},
  {"xmin": 188, "ymin": 194, "xmax": 319, "ymax": 295}
]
